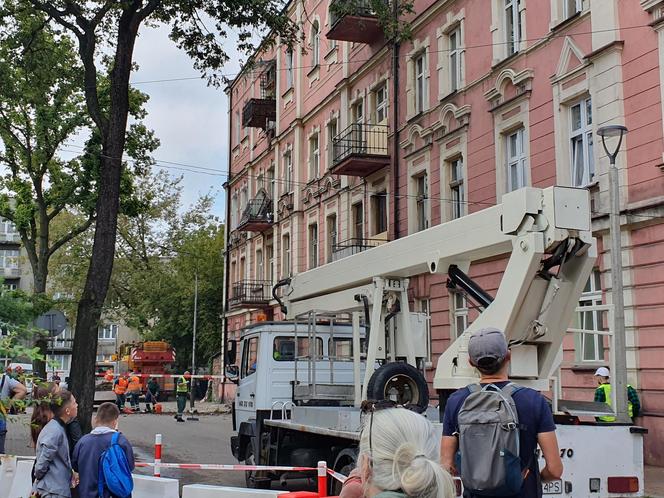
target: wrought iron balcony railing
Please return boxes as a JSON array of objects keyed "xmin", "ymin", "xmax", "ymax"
[
  {"xmin": 237, "ymin": 196, "xmax": 274, "ymax": 232},
  {"xmin": 331, "ymin": 237, "xmax": 386, "ymax": 262},
  {"xmin": 327, "ymin": 0, "xmax": 383, "ymax": 43},
  {"xmin": 229, "ymin": 279, "xmax": 273, "ymax": 309},
  {"xmin": 331, "ymin": 123, "xmax": 390, "ymax": 177}
]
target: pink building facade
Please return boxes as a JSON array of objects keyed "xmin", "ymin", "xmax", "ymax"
[{"xmin": 223, "ymin": 0, "xmax": 664, "ymax": 466}]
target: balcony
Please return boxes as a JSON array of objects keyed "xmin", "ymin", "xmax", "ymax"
[
  {"xmin": 47, "ymin": 337, "xmax": 74, "ymax": 352},
  {"xmin": 332, "ymin": 237, "xmax": 386, "ymax": 262},
  {"xmin": 327, "ymin": 0, "xmax": 383, "ymax": 43},
  {"xmin": 242, "ymin": 61, "xmax": 277, "ymax": 129},
  {"xmin": 2, "ymin": 267, "xmax": 20, "ymax": 278},
  {"xmin": 0, "ymin": 233, "xmax": 20, "ymax": 243},
  {"xmin": 237, "ymin": 190, "xmax": 274, "ymax": 232},
  {"xmin": 229, "ymin": 279, "xmax": 273, "ymax": 309},
  {"xmin": 331, "ymin": 123, "xmax": 390, "ymax": 177}
]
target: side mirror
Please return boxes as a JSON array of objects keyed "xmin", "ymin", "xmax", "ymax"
[
  {"xmin": 225, "ymin": 340, "xmax": 237, "ymax": 365},
  {"xmin": 225, "ymin": 365, "xmax": 239, "ymax": 384}
]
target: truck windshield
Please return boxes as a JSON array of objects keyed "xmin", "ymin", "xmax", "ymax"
[{"xmin": 273, "ymin": 336, "xmax": 323, "ymax": 361}]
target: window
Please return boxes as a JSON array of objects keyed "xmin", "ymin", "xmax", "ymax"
[
  {"xmin": 326, "ymin": 214, "xmax": 337, "ymax": 263},
  {"xmin": 371, "ymin": 192, "xmax": 388, "ymax": 235},
  {"xmin": 506, "ymin": 128, "xmax": 527, "ymax": 191},
  {"xmin": 416, "ymin": 299, "xmax": 432, "ymax": 363},
  {"xmin": 241, "ymin": 336, "xmax": 259, "ymax": 377},
  {"xmin": 256, "ymin": 249, "xmax": 264, "ymax": 281},
  {"xmin": 98, "ymin": 324, "xmax": 118, "ymax": 340},
  {"xmin": 311, "ymin": 21, "xmax": 320, "ymax": 67},
  {"xmin": 235, "ymin": 111, "xmax": 241, "ymax": 145},
  {"xmin": 309, "ymin": 133, "xmax": 320, "ymax": 180},
  {"xmin": 47, "ymin": 354, "xmax": 71, "ymax": 372},
  {"xmin": 415, "ymin": 173, "xmax": 429, "ymax": 231},
  {"xmin": 0, "ymin": 249, "xmax": 19, "ymax": 269},
  {"xmin": 352, "ymin": 99, "xmax": 364, "ymax": 125},
  {"xmin": 327, "ymin": 118, "xmax": 338, "ymax": 168},
  {"xmin": 570, "ymin": 97, "xmax": 594, "ymax": 186},
  {"xmin": 450, "ymin": 158, "xmax": 465, "ymax": 219},
  {"xmin": 266, "ymin": 243, "xmax": 274, "ymax": 283},
  {"xmin": 257, "ymin": 173, "xmax": 265, "ymax": 192},
  {"xmin": 0, "ymin": 219, "xmax": 17, "ymax": 235},
  {"xmin": 267, "ymin": 166, "xmax": 275, "ymax": 200},
  {"xmin": 282, "ymin": 234, "xmax": 291, "ymax": 277},
  {"xmin": 451, "ymin": 292, "xmax": 469, "ymax": 339},
  {"xmin": 352, "ymin": 203, "xmax": 363, "ymax": 241},
  {"xmin": 4, "ymin": 283, "xmax": 17, "ymax": 291},
  {"xmin": 273, "ymin": 336, "xmax": 323, "ymax": 361},
  {"xmin": 449, "ymin": 27, "xmax": 461, "ymax": 92},
  {"xmin": 575, "ymin": 270, "xmax": 605, "ymax": 362},
  {"xmin": 309, "ymin": 224, "xmax": 318, "ymax": 269},
  {"xmin": 285, "ymin": 49, "xmax": 294, "ymax": 89},
  {"xmin": 564, "ymin": 0, "xmax": 582, "ymax": 18},
  {"xmin": 284, "ymin": 151, "xmax": 293, "ymax": 193},
  {"xmin": 414, "ymin": 53, "xmax": 426, "ymax": 114},
  {"xmin": 505, "ymin": 0, "xmax": 522, "ymax": 56},
  {"xmin": 375, "ymin": 85, "xmax": 388, "ymax": 124},
  {"xmin": 329, "ymin": 338, "xmax": 366, "ymax": 359}
]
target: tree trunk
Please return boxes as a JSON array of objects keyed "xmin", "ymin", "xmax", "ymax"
[
  {"xmin": 70, "ymin": 12, "xmax": 139, "ymax": 433},
  {"xmin": 32, "ymin": 273, "xmax": 48, "ymax": 380}
]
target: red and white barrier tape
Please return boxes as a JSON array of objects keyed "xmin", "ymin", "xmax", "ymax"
[
  {"xmin": 326, "ymin": 468, "xmax": 348, "ymax": 483},
  {"xmin": 96, "ymin": 373, "xmax": 225, "ymax": 380},
  {"xmin": 135, "ymin": 462, "xmax": 317, "ymax": 472}
]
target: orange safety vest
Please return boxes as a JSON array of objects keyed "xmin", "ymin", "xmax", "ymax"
[
  {"xmin": 128, "ymin": 375, "xmax": 141, "ymax": 393},
  {"xmin": 114, "ymin": 377, "xmax": 128, "ymax": 395}
]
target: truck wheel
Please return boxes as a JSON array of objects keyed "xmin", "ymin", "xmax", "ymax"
[
  {"xmin": 366, "ymin": 363, "xmax": 429, "ymax": 413},
  {"xmin": 331, "ymin": 448, "xmax": 358, "ymax": 495},
  {"xmin": 245, "ymin": 444, "xmax": 271, "ymax": 489}
]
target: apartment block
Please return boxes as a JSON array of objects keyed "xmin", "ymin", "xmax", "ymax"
[{"xmin": 223, "ymin": 0, "xmax": 664, "ymax": 465}]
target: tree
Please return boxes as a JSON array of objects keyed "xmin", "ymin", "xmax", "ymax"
[
  {"xmin": 0, "ymin": 1, "xmax": 159, "ymax": 378},
  {"xmin": 5, "ymin": 0, "xmax": 297, "ymax": 432}
]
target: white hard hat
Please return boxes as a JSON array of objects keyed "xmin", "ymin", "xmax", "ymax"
[{"xmin": 594, "ymin": 367, "xmax": 610, "ymax": 377}]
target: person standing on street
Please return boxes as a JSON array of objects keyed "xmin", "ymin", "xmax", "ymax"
[
  {"xmin": 0, "ymin": 369, "xmax": 27, "ymax": 453},
  {"xmin": 594, "ymin": 367, "xmax": 641, "ymax": 422},
  {"xmin": 32, "ymin": 390, "xmax": 78, "ymax": 498},
  {"xmin": 113, "ymin": 373, "xmax": 128, "ymax": 411},
  {"xmin": 175, "ymin": 371, "xmax": 190, "ymax": 422},
  {"xmin": 127, "ymin": 372, "xmax": 141, "ymax": 412},
  {"xmin": 441, "ymin": 327, "xmax": 563, "ymax": 498},
  {"xmin": 145, "ymin": 377, "xmax": 160, "ymax": 413}
]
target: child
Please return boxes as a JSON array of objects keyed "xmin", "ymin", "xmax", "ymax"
[
  {"xmin": 72, "ymin": 402, "xmax": 135, "ymax": 498},
  {"xmin": 32, "ymin": 390, "xmax": 78, "ymax": 498}
]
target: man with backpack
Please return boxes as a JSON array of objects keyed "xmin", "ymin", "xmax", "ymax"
[
  {"xmin": 441, "ymin": 327, "xmax": 563, "ymax": 498},
  {"xmin": 72, "ymin": 402, "xmax": 135, "ymax": 498}
]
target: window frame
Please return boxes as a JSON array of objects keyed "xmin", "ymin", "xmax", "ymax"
[
  {"xmin": 309, "ymin": 223, "xmax": 318, "ymax": 269},
  {"xmin": 506, "ymin": 127, "xmax": 528, "ymax": 192},
  {"xmin": 576, "ymin": 270, "xmax": 606, "ymax": 363},
  {"xmin": 241, "ymin": 336, "xmax": 260, "ymax": 378},
  {"xmin": 505, "ymin": 0, "xmax": 522, "ymax": 56},
  {"xmin": 564, "ymin": 0, "xmax": 582, "ymax": 18},
  {"xmin": 451, "ymin": 291, "xmax": 469, "ymax": 339},
  {"xmin": 285, "ymin": 49, "xmax": 294, "ymax": 89},
  {"xmin": 375, "ymin": 84, "xmax": 388, "ymax": 124},
  {"xmin": 352, "ymin": 203, "xmax": 364, "ymax": 241},
  {"xmin": 282, "ymin": 234, "xmax": 291, "ymax": 278},
  {"xmin": 570, "ymin": 97, "xmax": 594, "ymax": 187},
  {"xmin": 449, "ymin": 27, "xmax": 462, "ymax": 92},
  {"xmin": 98, "ymin": 324, "xmax": 118, "ymax": 341},
  {"xmin": 449, "ymin": 157, "xmax": 465, "ymax": 219},
  {"xmin": 326, "ymin": 213, "xmax": 337, "ymax": 263},
  {"xmin": 414, "ymin": 53, "xmax": 426, "ymax": 114},
  {"xmin": 284, "ymin": 151, "xmax": 293, "ymax": 193},
  {"xmin": 309, "ymin": 133, "xmax": 320, "ymax": 180},
  {"xmin": 273, "ymin": 336, "xmax": 323, "ymax": 361},
  {"xmin": 311, "ymin": 21, "xmax": 320, "ymax": 67},
  {"xmin": 371, "ymin": 191, "xmax": 388, "ymax": 235},
  {"xmin": 415, "ymin": 173, "xmax": 429, "ymax": 232}
]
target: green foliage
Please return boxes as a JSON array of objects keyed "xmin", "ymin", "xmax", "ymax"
[{"xmin": 0, "ymin": 286, "xmax": 49, "ymax": 362}]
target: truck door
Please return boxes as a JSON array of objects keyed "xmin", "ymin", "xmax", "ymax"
[{"xmin": 236, "ymin": 335, "xmax": 260, "ymax": 427}]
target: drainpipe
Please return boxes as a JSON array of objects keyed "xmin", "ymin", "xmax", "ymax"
[
  {"xmin": 391, "ymin": 3, "xmax": 401, "ymax": 240},
  {"xmin": 221, "ymin": 93, "xmax": 233, "ymax": 404}
]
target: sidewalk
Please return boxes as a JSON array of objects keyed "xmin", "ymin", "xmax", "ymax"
[
  {"xmin": 118, "ymin": 399, "xmax": 231, "ymax": 415},
  {"xmin": 646, "ymin": 465, "xmax": 664, "ymax": 498}
]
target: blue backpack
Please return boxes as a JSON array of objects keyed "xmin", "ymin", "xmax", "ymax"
[{"xmin": 98, "ymin": 432, "xmax": 133, "ymax": 498}]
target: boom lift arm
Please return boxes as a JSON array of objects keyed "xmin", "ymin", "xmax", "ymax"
[{"xmin": 276, "ymin": 186, "xmax": 596, "ymax": 398}]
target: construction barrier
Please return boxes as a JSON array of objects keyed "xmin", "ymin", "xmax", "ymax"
[
  {"xmin": 97, "ymin": 372, "xmax": 225, "ymax": 380},
  {"xmin": 133, "ymin": 474, "xmax": 179, "ymax": 498},
  {"xmin": 135, "ymin": 462, "xmax": 319, "ymax": 472},
  {"xmin": 154, "ymin": 433, "xmax": 162, "ymax": 477},
  {"xmin": 7, "ymin": 460, "xmax": 32, "ymax": 498}
]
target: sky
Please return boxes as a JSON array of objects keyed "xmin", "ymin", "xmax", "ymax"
[{"xmin": 130, "ymin": 24, "xmax": 245, "ymax": 221}]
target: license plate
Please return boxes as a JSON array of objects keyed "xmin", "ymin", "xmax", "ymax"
[{"xmin": 542, "ymin": 480, "xmax": 563, "ymax": 495}]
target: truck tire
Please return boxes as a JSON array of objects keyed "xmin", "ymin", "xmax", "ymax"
[
  {"xmin": 245, "ymin": 443, "xmax": 271, "ymax": 489},
  {"xmin": 366, "ymin": 363, "xmax": 429, "ymax": 413},
  {"xmin": 331, "ymin": 448, "xmax": 358, "ymax": 495}
]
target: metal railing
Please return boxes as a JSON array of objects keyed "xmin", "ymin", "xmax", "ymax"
[
  {"xmin": 229, "ymin": 279, "xmax": 273, "ymax": 308},
  {"xmin": 238, "ymin": 198, "xmax": 274, "ymax": 228},
  {"xmin": 331, "ymin": 237, "xmax": 385, "ymax": 262},
  {"xmin": 332, "ymin": 123, "xmax": 389, "ymax": 166},
  {"xmin": 329, "ymin": 0, "xmax": 375, "ymax": 27},
  {"xmin": 0, "ymin": 233, "xmax": 20, "ymax": 243}
]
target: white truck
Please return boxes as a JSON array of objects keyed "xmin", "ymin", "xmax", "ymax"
[{"xmin": 227, "ymin": 186, "xmax": 646, "ymax": 497}]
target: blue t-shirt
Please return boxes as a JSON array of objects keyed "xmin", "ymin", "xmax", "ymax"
[{"xmin": 442, "ymin": 381, "xmax": 556, "ymax": 498}]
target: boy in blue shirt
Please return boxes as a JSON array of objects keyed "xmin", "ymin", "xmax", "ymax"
[{"xmin": 72, "ymin": 402, "xmax": 135, "ymax": 498}]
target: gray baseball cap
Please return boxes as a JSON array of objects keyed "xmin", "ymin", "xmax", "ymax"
[{"xmin": 468, "ymin": 327, "xmax": 508, "ymax": 367}]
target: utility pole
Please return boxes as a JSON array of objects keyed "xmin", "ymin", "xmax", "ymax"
[
  {"xmin": 597, "ymin": 124, "xmax": 630, "ymax": 424},
  {"xmin": 188, "ymin": 270, "xmax": 199, "ymax": 420}
]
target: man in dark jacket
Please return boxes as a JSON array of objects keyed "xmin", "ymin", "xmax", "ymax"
[{"xmin": 72, "ymin": 402, "xmax": 135, "ymax": 498}]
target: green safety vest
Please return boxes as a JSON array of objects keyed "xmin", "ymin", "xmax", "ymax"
[
  {"xmin": 176, "ymin": 376, "xmax": 189, "ymax": 394},
  {"xmin": 597, "ymin": 383, "xmax": 633, "ymax": 422}
]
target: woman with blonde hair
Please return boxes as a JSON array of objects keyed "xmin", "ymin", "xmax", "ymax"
[{"xmin": 348, "ymin": 402, "xmax": 456, "ymax": 498}]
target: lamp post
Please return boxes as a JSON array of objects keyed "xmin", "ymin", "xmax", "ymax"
[{"xmin": 597, "ymin": 124, "xmax": 629, "ymax": 424}]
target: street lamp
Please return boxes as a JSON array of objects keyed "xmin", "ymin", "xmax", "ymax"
[{"xmin": 597, "ymin": 124, "xmax": 629, "ymax": 424}]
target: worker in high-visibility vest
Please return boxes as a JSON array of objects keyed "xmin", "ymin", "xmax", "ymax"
[
  {"xmin": 175, "ymin": 371, "xmax": 190, "ymax": 422},
  {"xmin": 113, "ymin": 373, "xmax": 129, "ymax": 411},
  {"xmin": 127, "ymin": 371, "xmax": 142, "ymax": 412},
  {"xmin": 594, "ymin": 367, "xmax": 641, "ymax": 422}
]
